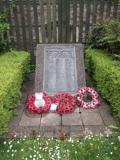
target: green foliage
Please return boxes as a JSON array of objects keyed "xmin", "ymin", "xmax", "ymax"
[
  {"xmin": 0, "ymin": 13, "xmax": 10, "ymax": 52},
  {"xmin": 0, "ymin": 135, "xmax": 120, "ymax": 160},
  {"xmin": 88, "ymin": 19, "xmax": 120, "ymax": 55},
  {"xmin": 85, "ymin": 48, "xmax": 120, "ymax": 119},
  {"xmin": 0, "ymin": 50, "xmax": 29, "ymax": 135}
]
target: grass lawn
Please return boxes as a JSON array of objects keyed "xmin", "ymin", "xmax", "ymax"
[{"xmin": 0, "ymin": 135, "xmax": 120, "ymax": 160}]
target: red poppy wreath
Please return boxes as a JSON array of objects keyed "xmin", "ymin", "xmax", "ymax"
[
  {"xmin": 51, "ymin": 93, "xmax": 76, "ymax": 115},
  {"xmin": 26, "ymin": 92, "xmax": 51, "ymax": 113},
  {"xmin": 76, "ymin": 87, "xmax": 100, "ymax": 109},
  {"xmin": 26, "ymin": 87, "xmax": 100, "ymax": 114}
]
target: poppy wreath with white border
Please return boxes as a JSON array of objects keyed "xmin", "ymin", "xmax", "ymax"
[
  {"xmin": 51, "ymin": 93, "xmax": 76, "ymax": 115},
  {"xmin": 26, "ymin": 92, "xmax": 51, "ymax": 113},
  {"xmin": 76, "ymin": 87, "xmax": 100, "ymax": 109}
]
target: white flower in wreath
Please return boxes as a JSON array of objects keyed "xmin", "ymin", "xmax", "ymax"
[{"xmin": 34, "ymin": 92, "xmax": 45, "ymax": 108}]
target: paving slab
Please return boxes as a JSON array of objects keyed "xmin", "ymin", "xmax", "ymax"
[
  {"xmin": 8, "ymin": 104, "xmax": 24, "ymax": 127},
  {"xmin": 62, "ymin": 113, "xmax": 82, "ymax": 126},
  {"xmin": 98, "ymin": 102, "xmax": 116, "ymax": 125},
  {"xmin": 81, "ymin": 112, "xmax": 104, "ymax": 126},
  {"xmin": 70, "ymin": 126, "xmax": 84, "ymax": 137},
  {"xmin": 101, "ymin": 115, "xmax": 116, "ymax": 126},
  {"xmin": 19, "ymin": 126, "xmax": 40, "ymax": 137},
  {"xmin": 25, "ymin": 110, "xmax": 42, "ymax": 118},
  {"xmin": 7, "ymin": 126, "xmax": 40, "ymax": 138},
  {"xmin": 40, "ymin": 113, "xmax": 61, "ymax": 126},
  {"xmin": 19, "ymin": 113, "xmax": 41, "ymax": 127},
  {"xmin": 61, "ymin": 126, "xmax": 84, "ymax": 137},
  {"xmin": 80, "ymin": 108, "xmax": 99, "ymax": 113},
  {"xmin": 98, "ymin": 100, "xmax": 111, "ymax": 113},
  {"xmin": 40, "ymin": 126, "xmax": 61, "ymax": 138},
  {"xmin": 60, "ymin": 126, "xmax": 71, "ymax": 137},
  {"xmin": 84, "ymin": 125, "xmax": 106, "ymax": 135}
]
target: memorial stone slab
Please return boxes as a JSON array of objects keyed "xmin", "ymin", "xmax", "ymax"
[{"xmin": 35, "ymin": 44, "xmax": 86, "ymax": 94}]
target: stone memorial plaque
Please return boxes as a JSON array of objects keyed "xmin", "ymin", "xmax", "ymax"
[
  {"xmin": 43, "ymin": 46, "xmax": 77, "ymax": 93},
  {"xmin": 35, "ymin": 44, "xmax": 86, "ymax": 95}
]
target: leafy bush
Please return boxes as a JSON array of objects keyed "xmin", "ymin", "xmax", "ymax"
[
  {"xmin": 88, "ymin": 19, "xmax": 120, "ymax": 55},
  {"xmin": 0, "ymin": 13, "xmax": 10, "ymax": 52},
  {"xmin": 0, "ymin": 50, "xmax": 29, "ymax": 135},
  {"xmin": 85, "ymin": 48, "xmax": 120, "ymax": 119}
]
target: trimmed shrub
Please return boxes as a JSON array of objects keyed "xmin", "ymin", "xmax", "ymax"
[
  {"xmin": 85, "ymin": 48, "xmax": 120, "ymax": 119},
  {"xmin": 0, "ymin": 50, "xmax": 29, "ymax": 135}
]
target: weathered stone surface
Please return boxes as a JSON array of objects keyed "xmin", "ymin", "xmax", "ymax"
[
  {"xmin": 80, "ymin": 108, "xmax": 99, "ymax": 113},
  {"xmin": 35, "ymin": 44, "xmax": 86, "ymax": 94},
  {"xmin": 70, "ymin": 126, "xmax": 84, "ymax": 137},
  {"xmin": 98, "ymin": 102, "xmax": 116, "ymax": 125},
  {"xmin": 25, "ymin": 110, "xmax": 42, "ymax": 118},
  {"xmin": 84, "ymin": 125, "xmax": 106, "ymax": 135},
  {"xmin": 19, "ymin": 113, "xmax": 41, "ymax": 127},
  {"xmin": 101, "ymin": 116, "xmax": 116, "ymax": 126},
  {"xmin": 61, "ymin": 126, "xmax": 84, "ymax": 137},
  {"xmin": 81, "ymin": 112, "xmax": 103, "ymax": 125},
  {"xmin": 40, "ymin": 126, "xmax": 61, "ymax": 138},
  {"xmin": 20, "ymin": 126, "xmax": 40, "ymax": 137},
  {"xmin": 8, "ymin": 104, "xmax": 24, "ymax": 127},
  {"xmin": 60, "ymin": 126, "xmax": 71, "ymax": 137},
  {"xmin": 40, "ymin": 113, "xmax": 61, "ymax": 126},
  {"xmin": 7, "ymin": 126, "xmax": 40, "ymax": 138},
  {"xmin": 43, "ymin": 46, "xmax": 77, "ymax": 93},
  {"xmin": 62, "ymin": 113, "xmax": 82, "ymax": 126},
  {"xmin": 40, "ymin": 131, "xmax": 54, "ymax": 137}
]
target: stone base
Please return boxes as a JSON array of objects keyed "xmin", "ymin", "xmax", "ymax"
[{"xmin": 16, "ymin": 99, "xmax": 116, "ymax": 138}]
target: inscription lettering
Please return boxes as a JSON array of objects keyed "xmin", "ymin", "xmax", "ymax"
[
  {"xmin": 43, "ymin": 46, "xmax": 78, "ymax": 93},
  {"xmin": 44, "ymin": 46, "xmax": 75, "ymax": 59}
]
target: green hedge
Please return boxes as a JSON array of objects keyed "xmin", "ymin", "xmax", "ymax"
[
  {"xmin": 85, "ymin": 48, "xmax": 120, "ymax": 119},
  {"xmin": 0, "ymin": 50, "xmax": 29, "ymax": 135}
]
